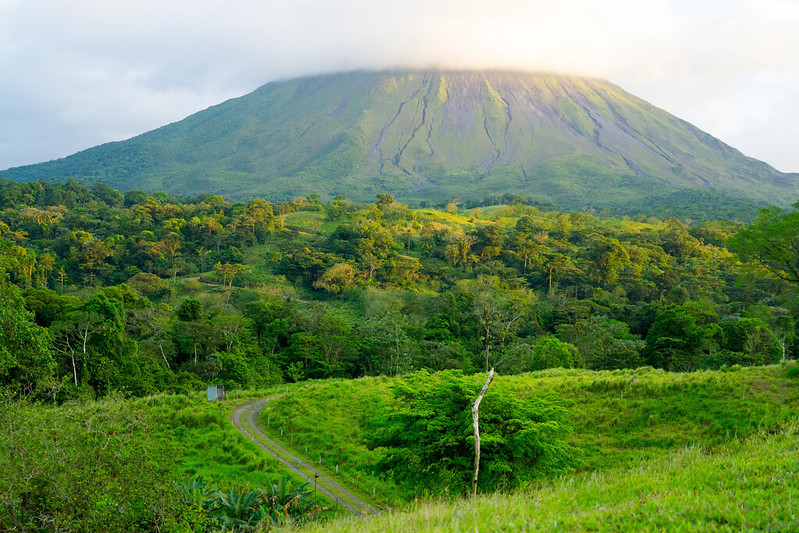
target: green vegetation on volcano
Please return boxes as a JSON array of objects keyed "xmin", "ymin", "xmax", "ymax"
[
  {"xmin": 1, "ymin": 180, "xmax": 799, "ymax": 530},
  {"xmin": 0, "ymin": 180, "xmax": 797, "ymax": 399},
  {"xmin": 2, "ymin": 71, "xmax": 797, "ymax": 213}
]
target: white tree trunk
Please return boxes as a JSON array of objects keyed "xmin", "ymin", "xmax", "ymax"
[
  {"xmin": 70, "ymin": 351, "xmax": 78, "ymax": 386},
  {"xmin": 472, "ymin": 367, "xmax": 495, "ymax": 498}
]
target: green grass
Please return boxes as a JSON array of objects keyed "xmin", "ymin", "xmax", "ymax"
[
  {"xmin": 0, "ymin": 386, "xmax": 353, "ymax": 529},
  {"xmin": 261, "ymin": 364, "xmax": 799, "ymax": 506},
  {"xmin": 142, "ymin": 386, "xmax": 351, "ymax": 515},
  {"xmin": 261, "ymin": 378, "xmax": 402, "ymax": 504},
  {"xmin": 141, "ymin": 388, "xmax": 292, "ymax": 487},
  {"xmin": 6, "ymin": 365, "xmax": 798, "ymax": 529},
  {"xmin": 301, "ymin": 422, "xmax": 799, "ymax": 532}
]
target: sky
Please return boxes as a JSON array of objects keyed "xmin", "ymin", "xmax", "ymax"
[{"xmin": 1, "ymin": 0, "xmax": 798, "ymax": 173}]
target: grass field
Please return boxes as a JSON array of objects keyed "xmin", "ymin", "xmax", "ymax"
[
  {"xmin": 301, "ymin": 422, "xmax": 799, "ymax": 532},
  {"xmin": 261, "ymin": 364, "xmax": 799, "ymax": 507},
  {"xmin": 4, "ymin": 364, "xmax": 797, "ymax": 530}
]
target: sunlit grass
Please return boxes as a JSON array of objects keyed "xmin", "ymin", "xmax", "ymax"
[
  {"xmin": 301, "ymin": 422, "xmax": 799, "ymax": 532},
  {"xmin": 262, "ymin": 364, "xmax": 799, "ymax": 507}
]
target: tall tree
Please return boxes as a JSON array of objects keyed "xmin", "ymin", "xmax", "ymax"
[
  {"xmin": 463, "ymin": 276, "xmax": 530, "ymax": 371},
  {"xmin": 728, "ymin": 203, "xmax": 799, "ymax": 284},
  {"xmin": 0, "ymin": 283, "xmax": 55, "ymax": 394}
]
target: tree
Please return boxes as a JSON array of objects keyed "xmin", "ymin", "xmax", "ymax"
[
  {"xmin": 498, "ymin": 335, "xmax": 581, "ymax": 374},
  {"xmin": 728, "ymin": 203, "xmax": 799, "ymax": 284},
  {"xmin": 155, "ymin": 232, "xmax": 182, "ymax": 281},
  {"xmin": 584, "ymin": 235, "xmax": 631, "ymax": 285},
  {"xmin": 383, "ymin": 254, "xmax": 422, "ymax": 286},
  {"xmin": 214, "ymin": 261, "xmax": 245, "ymax": 286},
  {"xmin": 643, "ymin": 304, "xmax": 720, "ymax": 371},
  {"xmin": 463, "ymin": 276, "xmax": 530, "ymax": 371},
  {"xmin": 472, "ymin": 368, "xmax": 494, "ymax": 498},
  {"xmin": 556, "ymin": 316, "xmax": 644, "ymax": 370},
  {"xmin": 366, "ymin": 370, "xmax": 579, "ymax": 497},
  {"xmin": 0, "ymin": 284, "xmax": 55, "ymax": 394},
  {"xmin": 127, "ymin": 304, "xmax": 175, "ymax": 370},
  {"xmin": 313, "ymin": 263, "xmax": 358, "ymax": 294},
  {"xmin": 360, "ymin": 310, "xmax": 413, "ymax": 376},
  {"xmin": 173, "ymin": 299, "xmax": 209, "ymax": 364},
  {"xmin": 50, "ymin": 293, "xmax": 129, "ymax": 393}
]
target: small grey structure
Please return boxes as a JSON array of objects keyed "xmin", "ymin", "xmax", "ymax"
[{"xmin": 207, "ymin": 384, "xmax": 224, "ymax": 401}]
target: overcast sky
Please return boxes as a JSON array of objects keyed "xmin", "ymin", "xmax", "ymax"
[{"xmin": 2, "ymin": 0, "xmax": 798, "ymax": 173}]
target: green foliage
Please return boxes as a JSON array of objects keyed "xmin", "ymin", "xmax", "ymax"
[
  {"xmin": 185, "ymin": 477, "xmax": 319, "ymax": 531},
  {"xmin": 265, "ymin": 365, "xmax": 799, "ymax": 495},
  {"xmin": 0, "ymin": 387, "xmax": 333, "ymax": 531},
  {"xmin": 728, "ymin": 203, "xmax": 799, "ymax": 283},
  {"xmin": 556, "ymin": 316, "xmax": 644, "ymax": 370},
  {"xmin": 498, "ymin": 335, "xmax": 582, "ymax": 373},
  {"xmin": 365, "ymin": 370, "xmax": 579, "ymax": 497},
  {"xmin": 177, "ymin": 298, "xmax": 204, "ymax": 321},
  {"xmin": 0, "ymin": 284, "xmax": 54, "ymax": 395},
  {"xmin": 0, "ymin": 396, "xmax": 180, "ymax": 531},
  {"xmin": 0, "ymin": 179, "xmax": 797, "ymax": 398}
]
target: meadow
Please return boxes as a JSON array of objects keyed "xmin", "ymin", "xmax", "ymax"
[
  {"xmin": 3, "ymin": 363, "xmax": 797, "ymax": 530},
  {"xmin": 261, "ymin": 363, "xmax": 799, "ymax": 505},
  {"xmin": 301, "ymin": 422, "xmax": 799, "ymax": 532}
]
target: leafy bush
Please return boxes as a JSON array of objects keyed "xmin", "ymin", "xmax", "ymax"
[
  {"xmin": 177, "ymin": 474, "xmax": 320, "ymax": 531},
  {"xmin": 0, "ymin": 397, "xmax": 180, "ymax": 531},
  {"xmin": 365, "ymin": 370, "xmax": 580, "ymax": 497}
]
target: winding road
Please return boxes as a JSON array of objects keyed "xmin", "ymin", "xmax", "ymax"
[{"xmin": 230, "ymin": 397, "xmax": 381, "ymax": 516}]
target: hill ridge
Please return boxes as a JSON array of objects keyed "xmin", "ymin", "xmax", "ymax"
[{"xmin": 2, "ymin": 69, "xmax": 797, "ymax": 210}]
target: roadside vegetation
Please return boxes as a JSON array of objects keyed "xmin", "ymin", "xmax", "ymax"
[{"xmin": 0, "ymin": 387, "xmax": 342, "ymax": 531}]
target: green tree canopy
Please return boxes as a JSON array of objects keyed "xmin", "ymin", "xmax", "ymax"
[
  {"xmin": 728, "ymin": 203, "xmax": 799, "ymax": 284},
  {"xmin": 0, "ymin": 283, "xmax": 55, "ymax": 395},
  {"xmin": 365, "ymin": 370, "xmax": 579, "ymax": 497}
]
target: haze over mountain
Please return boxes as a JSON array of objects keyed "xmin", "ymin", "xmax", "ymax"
[{"xmin": 2, "ymin": 70, "xmax": 797, "ymax": 211}]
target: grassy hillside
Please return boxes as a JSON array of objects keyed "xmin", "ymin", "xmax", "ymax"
[
  {"xmin": 2, "ymin": 71, "xmax": 797, "ymax": 212},
  {"xmin": 303, "ymin": 423, "xmax": 799, "ymax": 532},
  {"xmin": 3, "ymin": 365, "xmax": 797, "ymax": 530},
  {"xmin": 260, "ymin": 365, "xmax": 799, "ymax": 504}
]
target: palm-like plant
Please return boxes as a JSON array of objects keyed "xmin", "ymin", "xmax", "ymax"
[
  {"xmin": 259, "ymin": 475, "xmax": 315, "ymax": 523},
  {"xmin": 176, "ymin": 474, "xmax": 321, "ymax": 531},
  {"xmin": 213, "ymin": 484, "xmax": 262, "ymax": 530},
  {"xmin": 177, "ymin": 475, "xmax": 218, "ymax": 511}
]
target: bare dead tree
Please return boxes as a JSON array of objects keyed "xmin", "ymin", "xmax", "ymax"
[{"xmin": 472, "ymin": 367, "xmax": 495, "ymax": 498}]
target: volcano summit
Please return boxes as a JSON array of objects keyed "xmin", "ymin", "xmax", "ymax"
[{"xmin": 3, "ymin": 70, "xmax": 797, "ymax": 211}]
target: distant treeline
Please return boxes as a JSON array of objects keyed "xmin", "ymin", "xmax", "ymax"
[{"xmin": 0, "ymin": 179, "xmax": 796, "ymax": 400}]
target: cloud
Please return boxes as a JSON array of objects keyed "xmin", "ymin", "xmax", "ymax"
[{"xmin": 1, "ymin": 0, "xmax": 798, "ymax": 172}]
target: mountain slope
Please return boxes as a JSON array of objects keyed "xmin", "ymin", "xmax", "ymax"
[{"xmin": 3, "ymin": 70, "xmax": 797, "ymax": 209}]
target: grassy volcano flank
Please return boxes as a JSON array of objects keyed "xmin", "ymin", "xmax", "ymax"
[{"xmin": 2, "ymin": 71, "xmax": 797, "ymax": 211}]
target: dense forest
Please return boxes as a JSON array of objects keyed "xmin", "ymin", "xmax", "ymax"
[{"xmin": 0, "ymin": 178, "xmax": 797, "ymax": 400}]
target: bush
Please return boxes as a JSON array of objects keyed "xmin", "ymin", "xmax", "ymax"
[{"xmin": 365, "ymin": 370, "xmax": 580, "ymax": 497}]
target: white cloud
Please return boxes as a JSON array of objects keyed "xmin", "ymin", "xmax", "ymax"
[{"xmin": 1, "ymin": 0, "xmax": 798, "ymax": 171}]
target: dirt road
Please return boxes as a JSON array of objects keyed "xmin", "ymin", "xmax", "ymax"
[{"xmin": 230, "ymin": 397, "xmax": 381, "ymax": 516}]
